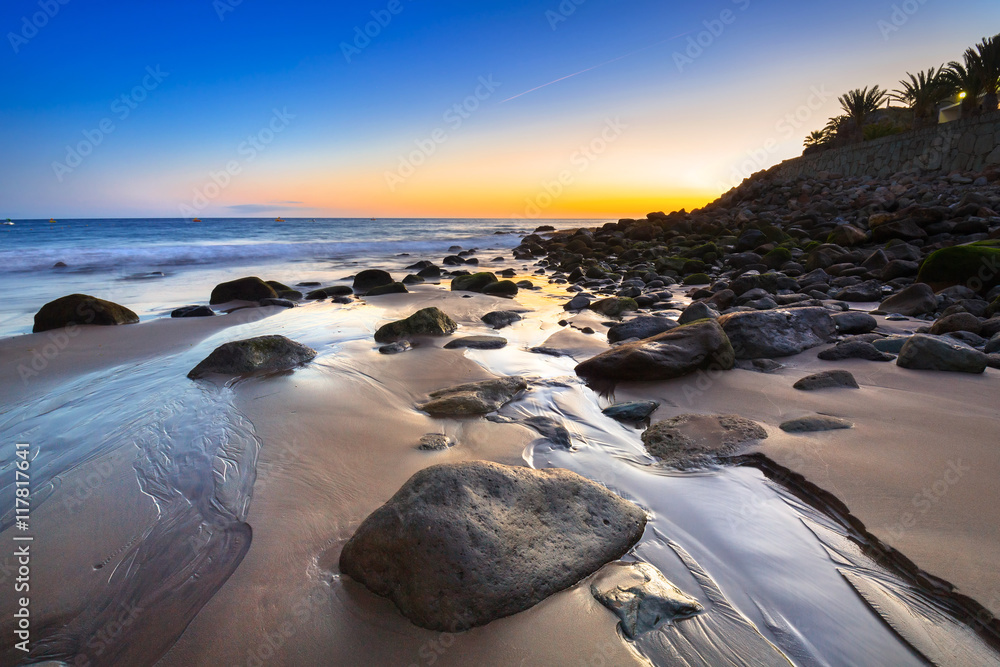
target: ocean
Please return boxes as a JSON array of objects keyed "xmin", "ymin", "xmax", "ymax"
[{"xmin": 0, "ymin": 217, "xmax": 602, "ymax": 336}]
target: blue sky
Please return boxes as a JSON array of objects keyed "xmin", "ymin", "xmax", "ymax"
[{"xmin": 1, "ymin": 0, "xmax": 998, "ymax": 218}]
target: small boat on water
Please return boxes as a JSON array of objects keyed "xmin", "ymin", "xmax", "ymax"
[
  {"xmin": 49, "ymin": 218, "xmax": 57, "ymax": 223},
  {"xmin": 192, "ymin": 218, "xmax": 202, "ymax": 222},
  {"xmin": 2, "ymin": 218, "xmax": 13, "ymax": 226},
  {"xmin": 275, "ymin": 217, "xmax": 285, "ymax": 222}
]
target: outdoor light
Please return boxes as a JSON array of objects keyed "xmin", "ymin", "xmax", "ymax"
[{"xmin": 959, "ymin": 92, "xmax": 967, "ymax": 99}]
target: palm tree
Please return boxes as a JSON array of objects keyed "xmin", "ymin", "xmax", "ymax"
[
  {"xmin": 966, "ymin": 34, "xmax": 1000, "ymax": 112},
  {"xmin": 803, "ymin": 129, "xmax": 831, "ymax": 149},
  {"xmin": 838, "ymin": 86, "xmax": 889, "ymax": 142},
  {"xmin": 891, "ymin": 67, "xmax": 954, "ymax": 128},
  {"xmin": 943, "ymin": 62, "xmax": 984, "ymax": 116}
]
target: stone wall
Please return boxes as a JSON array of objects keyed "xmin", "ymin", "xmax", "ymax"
[{"xmin": 770, "ymin": 111, "xmax": 1000, "ymax": 181}]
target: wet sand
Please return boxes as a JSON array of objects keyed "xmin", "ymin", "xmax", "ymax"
[{"xmin": 2, "ymin": 281, "xmax": 999, "ymax": 665}]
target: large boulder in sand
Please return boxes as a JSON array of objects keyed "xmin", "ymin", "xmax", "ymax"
[
  {"xmin": 641, "ymin": 414, "xmax": 767, "ymax": 466},
  {"xmin": 896, "ymin": 334, "xmax": 988, "ymax": 374},
  {"xmin": 575, "ymin": 319, "xmax": 734, "ymax": 384},
  {"xmin": 33, "ymin": 294, "xmax": 139, "ymax": 333},
  {"xmin": 353, "ymin": 269, "xmax": 394, "ymax": 294},
  {"xmin": 187, "ymin": 335, "xmax": 316, "ymax": 379},
  {"xmin": 718, "ymin": 307, "xmax": 836, "ymax": 359},
  {"xmin": 878, "ymin": 283, "xmax": 937, "ymax": 316},
  {"xmin": 374, "ymin": 307, "xmax": 458, "ymax": 343},
  {"xmin": 339, "ymin": 462, "xmax": 647, "ymax": 631},
  {"xmin": 209, "ymin": 277, "xmax": 277, "ymax": 304},
  {"xmin": 419, "ymin": 376, "xmax": 527, "ymax": 415}
]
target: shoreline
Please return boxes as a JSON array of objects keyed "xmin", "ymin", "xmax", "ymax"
[{"xmin": 3, "ymin": 162, "xmax": 1000, "ymax": 663}]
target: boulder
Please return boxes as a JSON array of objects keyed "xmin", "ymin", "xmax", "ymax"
[
  {"xmin": 678, "ymin": 302, "xmax": 720, "ymax": 325},
  {"xmin": 929, "ymin": 313, "xmax": 983, "ymax": 336},
  {"xmin": 607, "ymin": 316, "xmax": 678, "ymax": 343},
  {"xmin": 365, "ymin": 282, "xmax": 408, "ymax": 297},
  {"xmin": 443, "ymin": 336, "xmax": 507, "ymax": 350},
  {"xmin": 482, "ymin": 280, "xmax": 518, "ymax": 297},
  {"xmin": 896, "ymin": 334, "xmax": 988, "ymax": 374},
  {"xmin": 588, "ymin": 297, "xmax": 639, "ymax": 318},
  {"xmin": 187, "ymin": 335, "xmax": 316, "ymax": 379},
  {"xmin": 832, "ymin": 311, "xmax": 878, "ymax": 335},
  {"xmin": 590, "ymin": 562, "xmax": 703, "ymax": 639},
  {"xmin": 834, "ymin": 280, "xmax": 883, "ymax": 302},
  {"xmin": 353, "ymin": 269, "xmax": 394, "ymax": 294},
  {"xmin": 339, "ymin": 462, "xmax": 647, "ymax": 631},
  {"xmin": 481, "ymin": 311, "xmax": 523, "ymax": 329},
  {"xmin": 417, "ymin": 434, "xmax": 455, "ymax": 451},
  {"xmin": 451, "ymin": 272, "xmax": 499, "ymax": 293},
  {"xmin": 259, "ymin": 298, "xmax": 295, "ymax": 308},
  {"xmin": 374, "ymin": 307, "xmax": 458, "ymax": 343},
  {"xmin": 209, "ymin": 277, "xmax": 277, "ymax": 304},
  {"xmin": 878, "ymin": 283, "xmax": 937, "ymax": 316},
  {"xmin": 718, "ymin": 307, "xmax": 836, "ymax": 359},
  {"xmin": 641, "ymin": 414, "xmax": 767, "ymax": 466},
  {"xmin": 419, "ymin": 376, "xmax": 528, "ymax": 415},
  {"xmin": 171, "ymin": 305, "xmax": 215, "ymax": 318},
  {"xmin": 818, "ymin": 341, "xmax": 895, "ymax": 362},
  {"xmin": 564, "ymin": 294, "xmax": 592, "ymax": 311},
  {"xmin": 575, "ymin": 319, "xmax": 734, "ymax": 384},
  {"xmin": 793, "ymin": 370, "xmax": 859, "ymax": 391},
  {"xmin": 917, "ymin": 245, "xmax": 1000, "ymax": 294},
  {"xmin": 780, "ymin": 415, "xmax": 854, "ymax": 432},
  {"xmin": 305, "ymin": 285, "xmax": 353, "ymax": 300},
  {"xmin": 33, "ymin": 294, "xmax": 140, "ymax": 333}
]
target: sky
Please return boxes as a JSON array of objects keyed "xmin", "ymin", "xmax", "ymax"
[{"xmin": 1, "ymin": 0, "xmax": 998, "ymax": 220}]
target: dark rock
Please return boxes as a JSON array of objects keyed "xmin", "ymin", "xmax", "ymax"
[
  {"xmin": 641, "ymin": 414, "xmax": 767, "ymax": 466},
  {"xmin": 834, "ymin": 280, "xmax": 882, "ymax": 302},
  {"xmin": 607, "ymin": 316, "xmax": 678, "ymax": 343},
  {"xmin": 171, "ymin": 305, "xmax": 215, "ymax": 318},
  {"xmin": 576, "ymin": 319, "xmax": 734, "ymax": 384},
  {"xmin": 482, "ymin": 280, "xmax": 519, "ymax": 297},
  {"xmin": 444, "ymin": 336, "xmax": 508, "ymax": 350},
  {"xmin": 354, "ymin": 269, "xmax": 394, "ymax": 294},
  {"xmin": 818, "ymin": 341, "xmax": 895, "ymax": 362},
  {"xmin": 481, "ymin": 311, "xmax": 523, "ymax": 329},
  {"xmin": 780, "ymin": 415, "xmax": 853, "ymax": 432},
  {"xmin": 33, "ymin": 294, "xmax": 140, "ymax": 333},
  {"xmin": 564, "ymin": 294, "xmax": 592, "ymax": 311},
  {"xmin": 305, "ymin": 285, "xmax": 353, "ymax": 300},
  {"xmin": 897, "ymin": 334, "xmax": 988, "ymax": 373},
  {"xmin": 678, "ymin": 302, "xmax": 720, "ymax": 325},
  {"xmin": 419, "ymin": 376, "xmax": 528, "ymax": 415},
  {"xmin": 917, "ymin": 245, "xmax": 1000, "ymax": 294},
  {"xmin": 832, "ymin": 311, "xmax": 878, "ymax": 335},
  {"xmin": 374, "ymin": 307, "xmax": 458, "ymax": 343},
  {"xmin": 588, "ymin": 297, "xmax": 639, "ymax": 318},
  {"xmin": 718, "ymin": 307, "xmax": 836, "ymax": 359},
  {"xmin": 873, "ymin": 336, "xmax": 910, "ymax": 353},
  {"xmin": 339, "ymin": 462, "xmax": 647, "ymax": 631},
  {"xmin": 734, "ymin": 359, "xmax": 785, "ymax": 373},
  {"xmin": 402, "ymin": 274, "xmax": 425, "ymax": 285},
  {"xmin": 793, "ymin": 370, "xmax": 859, "ymax": 391},
  {"xmin": 602, "ymin": 401, "xmax": 659, "ymax": 424},
  {"xmin": 187, "ymin": 335, "xmax": 316, "ymax": 379},
  {"xmin": 452, "ymin": 272, "xmax": 499, "ymax": 293},
  {"xmin": 929, "ymin": 313, "xmax": 982, "ymax": 336},
  {"xmin": 379, "ymin": 341, "xmax": 413, "ymax": 355},
  {"xmin": 210, "ymin": 277, "xmax": 277, "ymax": 304},
  {"xmin": 365, "ymin": 282, "xmax": 409, "ymax": 297},
  {"xmin": 878, "ymin": 283, "xmax": 937, "ymax": 316}
]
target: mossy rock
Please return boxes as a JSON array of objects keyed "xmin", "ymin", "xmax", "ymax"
[
  {"xmin": 265, "ymin": 280, "xmax": 292, "ymax": 292},
  {"xmin": 655, "ymin": 257, "xmax": 688, "ymax": 274},
  {"xmin": 917, "ymin": 245, "xmax": 1000, "ymax": 294},
  {"xmin": 588, "ymin": 297, "xmax": 639, "ymax": 318},
  {"xmin": 683, "ymin": 273, "xmax": 712, "ymax": 286},
  {"xmin": 306, "ymin": 285, "xmax": 353, "ymax": 300},
  {"xmin": 482, "ymin": 280, "xmax": 518, "ymax": 297},
  {"xmin": 682, "ymin": 259, "xmax": 707, "ymax": 275},
  {"xmin": 451, "ymin": 272, "xmax": 499, "ymax": 293},
  {"xmin": 33, "ymin": 294, "xmax": 139, "ymax": 333},
  {"xmin": 762, "ymin": 247, "xmax": 793, "ymax": 269},
  {"xmin": 366, "ymin": 282, "xmax": 409, "ymax": 297},
  {"xmin": 987, "ymin": 296, "xmax": 1000, "ymax": 318},
  {"xmin": 374, "ymin": 307, "xmax": 458, "ymax": 343}
]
